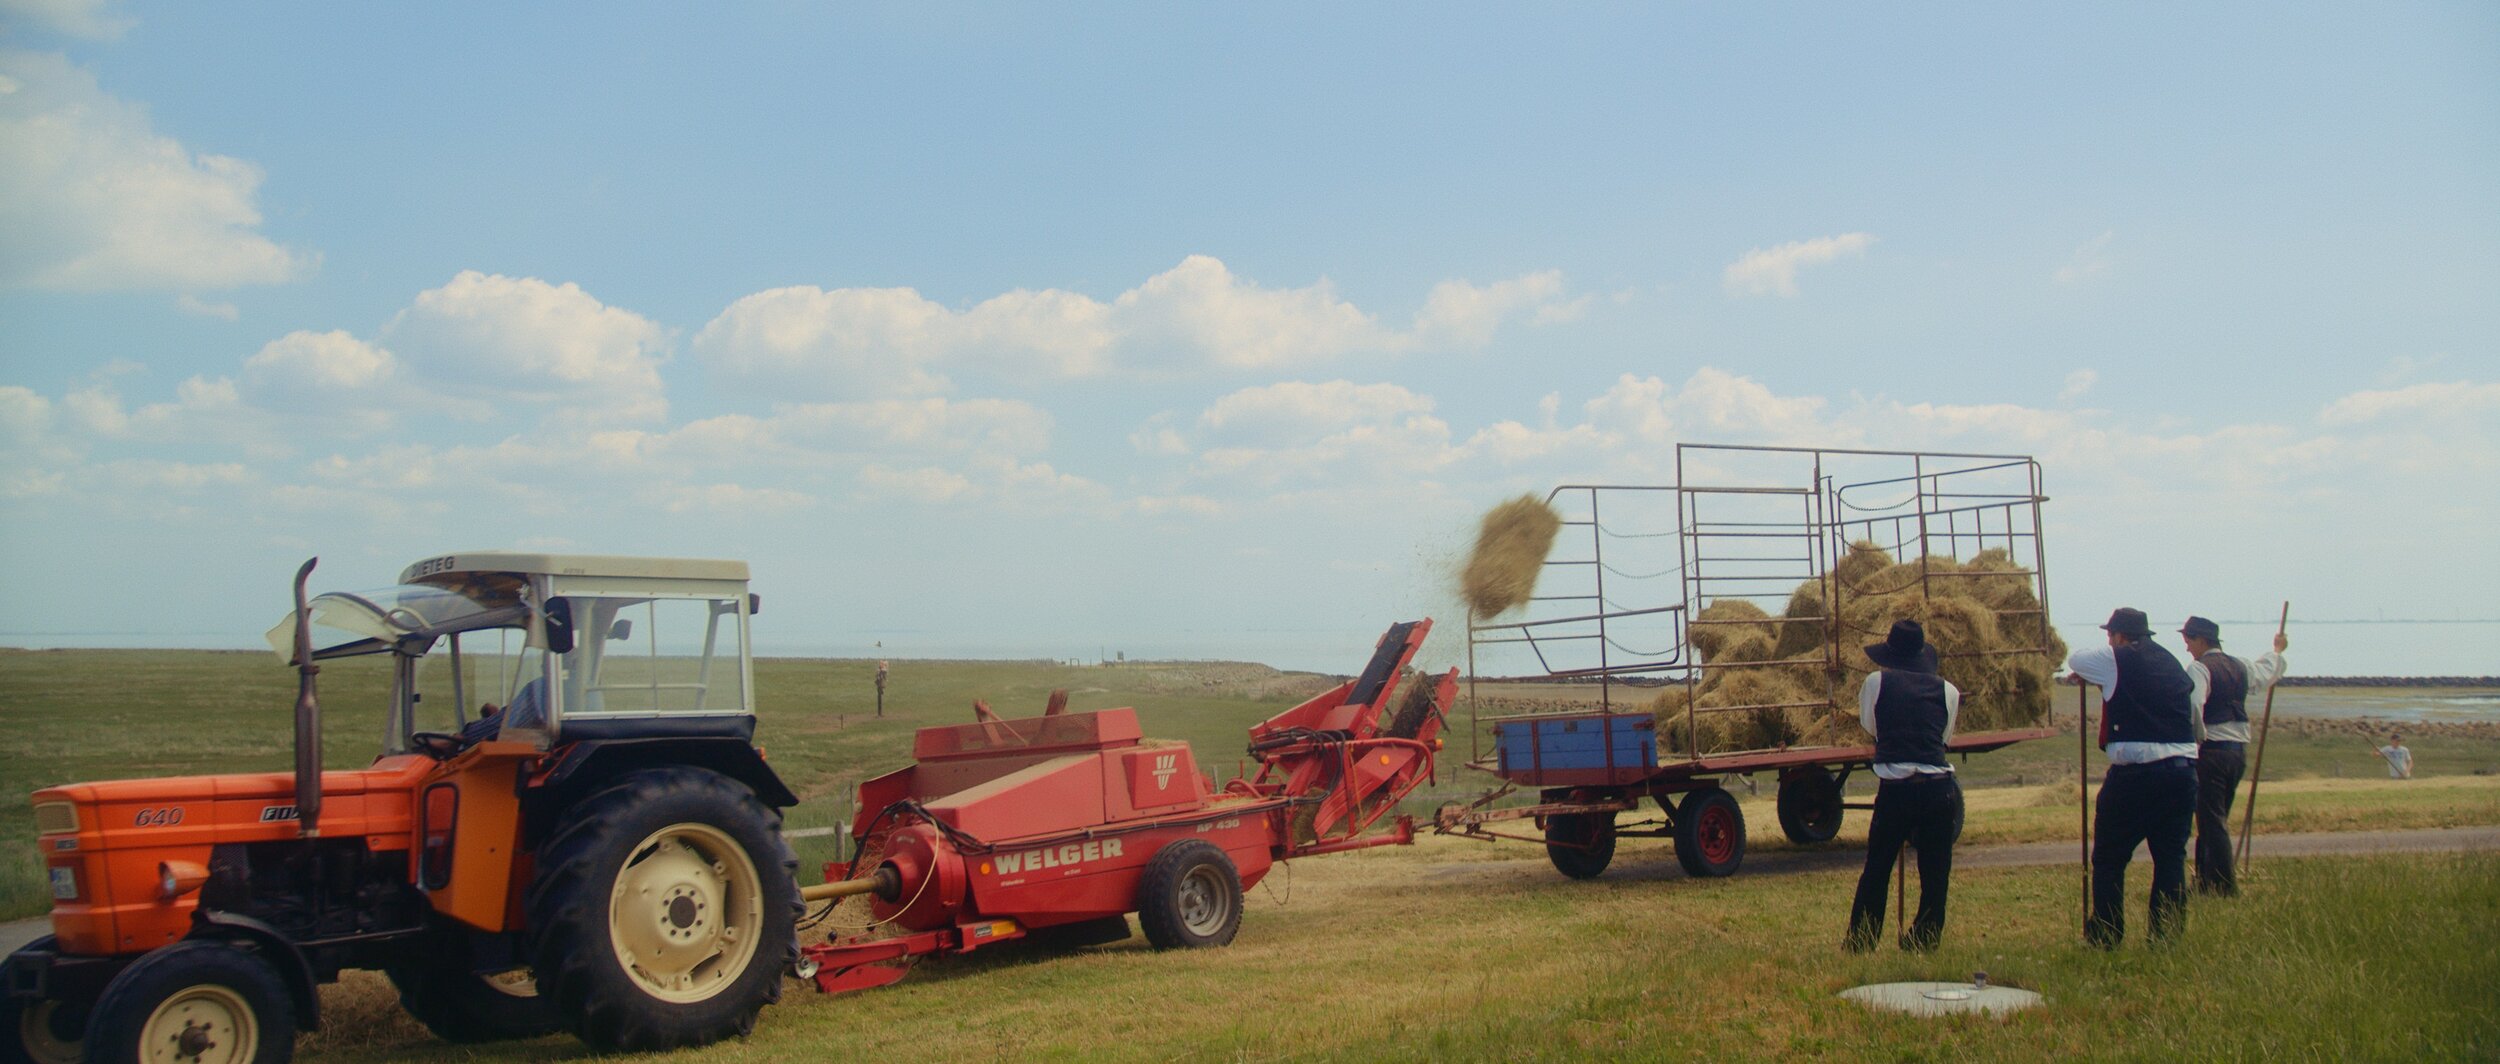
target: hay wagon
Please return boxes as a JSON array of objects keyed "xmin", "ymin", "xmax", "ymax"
[{"xmin": 1435, "ymin": 444, "xmax": 2063, "ymax": 879}]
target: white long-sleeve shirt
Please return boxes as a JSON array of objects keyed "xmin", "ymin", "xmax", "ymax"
[
  {"xmin": 1857, "ymin": 671, "xmax": 1961, "ymax": 779},
  {"xmin": 2066, "ymin": 641, "xmax": 2203, "ymax": 764},
  {"xmin": 2184, "ymin": 649, "xmax": 2288, "ymax": 744}
]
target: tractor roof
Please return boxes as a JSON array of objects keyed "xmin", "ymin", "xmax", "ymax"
[{"xmin": 399, "ymin": 552, "xmax": 750, "ymax": 585}]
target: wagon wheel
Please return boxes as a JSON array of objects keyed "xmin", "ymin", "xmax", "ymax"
[
  {"xmin": 1543, "ymin": 811, "xmax": 1617, "ymax": 879},
  {"xmin": 1776, "ymin": 766, "xmax": 1845, "ymax": 844},
  {"xmin": 1674, "ymin": 788, "xmax": 1746, "ymax": 878}
]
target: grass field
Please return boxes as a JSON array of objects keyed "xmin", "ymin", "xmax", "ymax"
[{"xmin": 4, "ymin": 650, "xmax": 2497, "ymax": 1060}]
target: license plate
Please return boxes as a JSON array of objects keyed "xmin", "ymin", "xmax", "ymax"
[{"xmin": 49, "ymin": 866, "xmax": 77, "ymax": 900}]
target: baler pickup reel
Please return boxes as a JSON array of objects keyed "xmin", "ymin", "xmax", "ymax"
[{"xmin": 795, "ymin": 620, "xmax": 1454, "ymax": 997}]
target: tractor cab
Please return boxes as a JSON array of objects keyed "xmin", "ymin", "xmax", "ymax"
[{"xmin": 264, "ymin": 552, "xmax": 760, "ymax": 753}]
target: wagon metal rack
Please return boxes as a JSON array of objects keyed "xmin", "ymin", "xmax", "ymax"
[{"xmin": 1439, "ymin": 443, "xmax": 2061, "ymax": 880}]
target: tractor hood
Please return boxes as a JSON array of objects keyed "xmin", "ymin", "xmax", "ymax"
[{"xmin": 263, "ymin": 583, "xmax": 529, "ymax": 662}]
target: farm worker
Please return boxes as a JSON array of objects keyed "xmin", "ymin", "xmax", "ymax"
[
  {"xmin": 1844, "ymin": 619, "xmax": 1963, "ymax": 952},
  {"xmin": 2178, "ymin": 617, "xmax": 2288, "ymax": 897},
  {"xmin": 2065, "ymin": 607, "xmax": 2203, "ymax": 949},
  {"xmin": 2373, "ymin": 733, "xmax": 2414, "ymax": 779}
]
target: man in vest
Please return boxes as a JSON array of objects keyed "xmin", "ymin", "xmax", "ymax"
[
  {"xmin": 2066, "ymin": 607, "xmax": 2204, "ymax": 948},
  {"xmin": 1844, "ymin": 620, "xmax": 1963, "ymax": 952},
  {"xmin": 2179, "ymin": 616, "xmax": 2289, "ymax": 896}
]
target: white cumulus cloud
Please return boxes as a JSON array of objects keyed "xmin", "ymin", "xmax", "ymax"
[
  {"xmin": 381, "ymin": 271, "xmax": 670, "ymax": 422},
  {"xmin": 0, "ymin": 50, "xmax": 312, "ymax": 290},
  {"xmin": 1722, "ymin": 233, "xmax": 1875, "ymax": 298},
  {"xmin": 695, "ymin": 256, "xmax": 1579, "ymax": 395}
]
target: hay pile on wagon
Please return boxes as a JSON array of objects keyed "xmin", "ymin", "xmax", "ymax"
[{"xmin": 1653, "ymin": 544, "xmax": 2067, "ymax": 755}]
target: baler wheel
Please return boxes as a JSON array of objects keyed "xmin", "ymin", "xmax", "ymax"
[
  {"xmin": 525, "ymin": 767, "xmax": 800, "ymax": 1053},
  {"xmin": 383, "ymin": 928, "xmax": 563, "ymax": 1043},
  {"xmin": 1543, "ymin": 811, "xmax": 1617, "ymax": 879},
  {"xmin": 1137, "ymin": 840, "xmax": 1243, "ymax": 950},
  {"xmin": 1775, "ymin": 767, "xmax": 1845, "ymax": 844},
  {"xmin": 81, "ymin": 939, "xmax": 294, "ymax": 1064},
  {"xmin": 1674, "ymin": 788, "xmax": 1747, "ymax": 878}
]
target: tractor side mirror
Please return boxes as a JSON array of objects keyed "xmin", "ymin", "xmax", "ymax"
[
  {"xmin": 608, "ymin": 618, "xmax": 632, "ymax": 641},
  {"xmin": 543, "ymin": 598, "xmax": 576, "ymax": 656}
]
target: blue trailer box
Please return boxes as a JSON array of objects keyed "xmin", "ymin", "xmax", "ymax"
[{"xmin": 1496, "ymin": 713, "xmax": 1657, "ymax": 776}]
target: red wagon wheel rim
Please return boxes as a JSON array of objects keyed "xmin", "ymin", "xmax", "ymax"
[{"xmin": 1698, "ymin": 804, "xmax": 1738, "ymax": 864}]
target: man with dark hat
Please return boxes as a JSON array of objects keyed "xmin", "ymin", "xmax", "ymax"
[
  {"xmin": 2064, "ymin": 606, "xmax": 2204, "ymax": 948},
  {"xmin": 1844, "ymin": 619, "xmax": 1963, "ymax": 952},
  {"xmin": 2178, "ymin": 616, "xmax": 2289, "ymax": 896}
]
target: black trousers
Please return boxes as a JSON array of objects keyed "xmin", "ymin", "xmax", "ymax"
[
  {"xmin": 2089, "ymin": 756, "xmax": 2198, "ymax": 948},
  {"xmin": 2195, "ymin": 741, "xmax": 2247, "ymax": 895},
  {"xmin": 1846, "ymin": 773, "xmax": 1963, "ymax": 951}
]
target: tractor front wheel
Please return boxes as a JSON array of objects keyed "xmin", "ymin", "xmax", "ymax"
[
  {"xmin": 384, "ymin": 929, "xmax": 562, "ymax": 1044},
  {"xmin": 1543, "ymin": 811, "xmax": 1617, "ymax": 879},
  {"xmin": 525, "ymin": 767, "xmax": 800, "ymax": 1054},
  {"xmin": 3, "ymin": 938, "xmax": 87, "ymax": 1064},
  {"xmin": 81, "ymin": 939, "xmax": 295, "ymax": 1064},
  {"xmin": 1137, "ymin": 840, "xmax": 1243, "ymax": 950}
]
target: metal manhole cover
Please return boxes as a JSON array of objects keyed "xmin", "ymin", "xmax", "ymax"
[{"xmin": 1840, "ymin": 980, "xmax": 2042, "ymax": 1017}]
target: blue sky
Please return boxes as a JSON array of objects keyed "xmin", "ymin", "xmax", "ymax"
[{"xmin": 2, "ymin": 2, "xmax": 2495, "ymax": 675}]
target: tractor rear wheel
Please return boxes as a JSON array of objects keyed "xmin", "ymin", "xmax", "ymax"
[
  {"xmin": 1674, "ymin": 788, "xmax": 1746, "ymax": 878},
  {"xmin": 1137, "ymin": 840, "xmax": 1243, "ymax": 950},
  {"xmin": 1776, "ymin": 766, "xmax": 1845, "ymax": 844},
  {"xmin": 383, "ymin": 929, "xmax": 562, "ymax": 1044},
  {"xmin": 525, "ymin": 767, "xmax": 799, "ymax": 1054},
  {"xmin": 1543, "ymin": 811, "xmax": 1617, "ymax": 879},
  {"xmin": 81, "ymin": 939, "xmax": 294, "ymax": 1064}
]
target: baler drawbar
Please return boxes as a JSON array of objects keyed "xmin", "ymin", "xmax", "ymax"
[{"xmin": 796, "ymin": 620, "xmax": 1455, "ymax": 994}]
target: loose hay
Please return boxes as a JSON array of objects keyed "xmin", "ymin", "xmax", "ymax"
[
  {"xmin": 1460, "ymin": 495, "xmax": 1563, "ymax": 617},
  {"xmin": 1689, "ymin": 598, "xmax": 1775, "ymax": 661}
]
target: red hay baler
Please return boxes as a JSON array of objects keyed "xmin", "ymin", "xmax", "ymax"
[{"xmin": 795, "ymin": 620, "xmax": 1454, "ymax": 994}]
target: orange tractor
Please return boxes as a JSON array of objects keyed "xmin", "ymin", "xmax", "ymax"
[{"xmin": 3, "ymin": 554, "xmax": 803, "ymax": 1063}]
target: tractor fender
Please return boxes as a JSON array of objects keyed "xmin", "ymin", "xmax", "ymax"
[
  {"xmin": 191, "ymin": 910, "xmax": 321, "ymax": 1031},
  {"xmin": 531, "ymin": 738, "xmax": 800, "ymax": 810}
]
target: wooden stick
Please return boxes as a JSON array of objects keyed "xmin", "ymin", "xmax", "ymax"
[
  {"xmin": 2078, "ymin": 681, "xmax": 2091, "ymax": 937},
  {"xmin": 2235, "ymin": 602, "xmax": 2291, "ymax": 869}
]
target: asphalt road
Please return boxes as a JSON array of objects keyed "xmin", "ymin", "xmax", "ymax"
[{"xmin": 6, "ymin": 825, "xmax": 2494, "ymax": 958}]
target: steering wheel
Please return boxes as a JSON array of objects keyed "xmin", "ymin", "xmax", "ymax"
[{"xmin": 410, "ymin": 732, "xmax": 468, "ymax": 759}]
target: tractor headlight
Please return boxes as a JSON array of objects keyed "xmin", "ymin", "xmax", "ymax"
[
  {"xmin": 49, "ymin": 865, "xmax": 77, "ymax": 901},
  {"xmin": 158, "ymin": 860, "xmax": 209, "ymax": 901}
]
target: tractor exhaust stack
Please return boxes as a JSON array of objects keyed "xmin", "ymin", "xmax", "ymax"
[{"xmin": 288, "ymin": 557, "xmax": 323, "ymax": 837}]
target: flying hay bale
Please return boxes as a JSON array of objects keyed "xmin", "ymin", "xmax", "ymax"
[{"xmin": 1460, "ymin": 495, "xmax": 1563, "ymax": 617}]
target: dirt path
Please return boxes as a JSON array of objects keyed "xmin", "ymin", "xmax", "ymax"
[
  {"xmin": 8, "ymin": 826, "xmax": 2491, "ymax": 959},
  {"xmin": 1419, "ymin": 824, "xmax": 2500, "ymax": 883}
]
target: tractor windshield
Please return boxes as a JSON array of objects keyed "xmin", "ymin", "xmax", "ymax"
[{"xmin": 262, "ymin": 583, "xmax": 529, "ymax": 661}]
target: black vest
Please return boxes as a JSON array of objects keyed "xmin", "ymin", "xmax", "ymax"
[
  {"xmin": 2200, "ymin": 650, "xmax": 2249, "ymax": 726},
  {"xmin": 1872, "ymin": 670, "xmax": 1950, "ymax": 766},
  {"xmin": 2105, "ymin": 640, "xmax": 2196, "ymax": 744}
]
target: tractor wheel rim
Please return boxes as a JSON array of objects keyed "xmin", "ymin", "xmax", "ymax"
[
  {"xmin": 1176, "ymin": 865, "xmax": 1231, "ymax": 937},
  {"xmin": 481, "ymin": 966, "xmax": 539, "ymax": 999},
  {"xmin": 138, "ymin": 984, "xmax": 255, "ymax": 1064},
  {"xmin": 18, "ymin": 1000, "xmax": 82, "ymax": 1064},
  {"xmin": 607, "ymin": 822, "xmax": 764, "ymax": 1004},
  {"xmin": 1700, "ymin": 806, "xmax": 1737, "ymax": 863}
]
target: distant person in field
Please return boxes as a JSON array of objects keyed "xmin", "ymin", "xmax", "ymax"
[
  {"xmin": 2374, "ymin": 733, "xmax": 2414, "ymax": 779},
  {"xmin": 2065, "ymin": 607, "xmax": 2201, "ymax": 949},
  {"xmin": 1844, "ymin": 620, "xmax": 1963, "ymax": 953},
  {"xmin": 2178, "ymin": 617, "xmax": 2289, "ymax": 897}
]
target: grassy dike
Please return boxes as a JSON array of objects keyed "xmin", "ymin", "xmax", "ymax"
[{"xmin": 5, "ymin": 650, "xmax": 2497, "ymax": 1059}]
